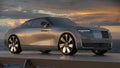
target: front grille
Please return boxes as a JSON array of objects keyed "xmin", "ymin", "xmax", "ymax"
[
  {"xmin": 101, "ymin": 31, "xmax": 109, "ymax": 38},
  {"xmin": 82, "ymin": 43, "xmax": 111, "ymax": 48},
  {"xmin": 79, "ymin": 30, "xmax": 109, "ymax": 39},
  {"xmin": 79, "ymin": 31, "xmax": 94, "ymax": 38}
]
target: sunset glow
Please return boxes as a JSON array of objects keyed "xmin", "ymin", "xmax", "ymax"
[
  {"xmin": 0, "ymin": 0, "xmax": 119, "ymax": 27},
  {"xmin": 6, "ymin": 21, "xmax": 15, "ymax": 27},
  {"xmin": 102, "ymin": 26, "xmax": 120, "ymax": 32},
  {"xmin": 74, "ymin": 11, "xmax": 101, "ymax": 15},
  {"xmin": 4, "ymin": 19, "xmax": 29, "ymax": 27},
  {"xmin": 73, "ymin": 10, "xmax": 119, "ymax": 15},
  {"xmin": 17, "ymin": 19, "xmax": 29, "ymax": 24},
  {"xmin": 0, "ymin": 0, "xmax": 119, "ymax": 36}
]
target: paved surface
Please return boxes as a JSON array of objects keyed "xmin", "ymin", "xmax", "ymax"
[
  {"xmin": 0, "ymin": 51, "xmax": 120, "ymax": 62},
  {"xmin": 0, "ymin": 51, "xmax": 120, "ymax": 68}
]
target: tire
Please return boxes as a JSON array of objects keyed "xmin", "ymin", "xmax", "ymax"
[
  {"xmin": 92, "ymin": 50, "xmax": 107, "ymax": 55},
  {"xmin": 7, "ymin": 35, "xmax": 22, "ymax": 54},
  {"xmin": 58, "ymin": 33, "xmax": 77, "ymax": 55},
  {"xmin": 40, "ymin": 50, "xmax": 51, "ymax": 54}
]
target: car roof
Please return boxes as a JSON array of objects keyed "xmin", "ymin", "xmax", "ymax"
[{"xmin": 30, "ymin": 17, "xmax": 67, "ymax": 20}]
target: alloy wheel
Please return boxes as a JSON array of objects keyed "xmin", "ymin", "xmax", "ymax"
[
  {"xmin": 8, "ymin": 35, "xmax": 22, "ymax": 54},
  {"xmin": 59, "ymin": 33, "xmax": 77, "ymax": 55}
]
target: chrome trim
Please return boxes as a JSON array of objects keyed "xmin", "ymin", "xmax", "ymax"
[{"xmin": 78, "ymin": 30, "xmax": 90, "ymax": 32}]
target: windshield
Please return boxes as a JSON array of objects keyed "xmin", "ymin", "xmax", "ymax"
[{"xmin": 49, "ymin": 17, "xmax": 76, "ymax": 26}]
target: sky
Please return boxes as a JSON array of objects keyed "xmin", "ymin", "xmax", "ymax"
[{"xmin": 0, "ymin": 0, "xmax": 120, "ymax": 39}]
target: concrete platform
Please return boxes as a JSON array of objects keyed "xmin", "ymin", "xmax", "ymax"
[{"xmin": 0, "ymin": 51, "xmax": 120, "ymax": 68}]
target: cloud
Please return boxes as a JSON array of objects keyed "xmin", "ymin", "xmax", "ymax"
[
  {"xmin": 0, "ymin": 0, "xmax": 120, "ymax": 40},
  {"xmin": 0, "ymin": 0, "xmax": 120, "ymax": 26},
  {"xmin": 0, "ymin": 10, "xmax": 50, "ymax": 19},
  {"xmin": 5, "ymin": 19, "xmax": 29, "ymax": 27},
  {"xmin": 68, "ymin": 9, "xmax": 120, "ymax": 25},
  {"xmin": 6, "ymin": 21, "xmax": 15, "ymax": 27},
  {"xmin": 32, "ymin": 10, "xmax": 73, "ymax": 17},
  {"xmin": 0, "ymin": 18, "xmax": 29, "ymax": 27},
  {"xmin": 1, "ymin": 0, "xmax": 119, "ymax": 12}
]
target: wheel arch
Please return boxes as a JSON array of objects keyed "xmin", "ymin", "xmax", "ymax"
[
  {"xmin": 5, "ymin": 33, "xmax": 17, "ymax": 46},
  {"xmin": 8, "ymin": 34, "xmax": 19, "ymax": 40}
]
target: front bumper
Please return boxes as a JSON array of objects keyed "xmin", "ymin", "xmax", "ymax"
[
  {"xmin": 81, "ymin": 38, "xmax": 112, "ymax": 50},
  {"xmin": 78, "ymin": 30, "xmax": 112, "ymax": 50}
]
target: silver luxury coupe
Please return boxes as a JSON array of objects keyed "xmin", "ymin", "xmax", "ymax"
[{"xmin": 4, "ymin": 17, "xmax": 112, "ymax": 55}]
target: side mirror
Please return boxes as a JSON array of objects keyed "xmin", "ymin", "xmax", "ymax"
[{"xmin": 41, "ymin": 22, "xmax": 49, "ymax": 28}]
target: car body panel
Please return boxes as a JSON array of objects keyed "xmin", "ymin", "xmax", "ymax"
[{"xmin": 4, "ymin": 17, "xmax": 112, "ymax": 51}]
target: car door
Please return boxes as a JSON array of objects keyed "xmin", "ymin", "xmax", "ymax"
[{"xmin": 24, "ymin": 18, "xmax": 52, "ymax": 47}]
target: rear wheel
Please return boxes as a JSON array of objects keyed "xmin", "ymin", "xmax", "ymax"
[
  {"xmin": 58, "ymin": 33, "xmax": 77, "ymax": 55},
  {"xmin": 8, "ymin": 35, "xmax": 22, "ymax": 54},
  {"xmin": 92, "ymin": 50, "xmax": 107, "ymax": 55}
]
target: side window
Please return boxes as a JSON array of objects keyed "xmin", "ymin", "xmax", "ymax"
[{"xmin": 30, "ymin": 18, "xmax": 49, "ymax": 28}]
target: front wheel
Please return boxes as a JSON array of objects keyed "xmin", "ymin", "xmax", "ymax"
[
  {"xmin": 92, "ymin": 50, "xmax": 107, "ymax": 55},
  {"xmin": 58, "ymin": 33, "xmax": 77, "ymax": 55},
  {"xmin": 7, "ymin": 35, "xmax": 22, "ymax": 54}
]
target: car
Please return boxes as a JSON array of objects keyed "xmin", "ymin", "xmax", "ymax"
[{"xmin": 4, "ymin": 17, "xmax": 112, "ymax": 55}]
